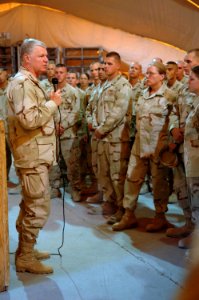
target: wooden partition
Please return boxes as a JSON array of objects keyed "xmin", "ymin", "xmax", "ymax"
[{"xmin": 0, "ymin": 120, "xmax": 9, "ymax": 292}]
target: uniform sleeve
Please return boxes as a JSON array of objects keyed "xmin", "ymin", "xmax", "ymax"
[
  {"xmin": 86, "ymin": 90, "xmax": 98, "ymax": 125},
  {"xmin": 60, "ymin": 89, "xmax": 81, "ymax": 130},
  {"xmin": 97, "ymin": 84, "xmax": 132, "ymax": 135},
  {"xmin": 192, "ymin": 104, "xmax": 199, "ymax": 130},
  {"xmin": 10, "ymin": 81, "xmax": 57, "ymax": 131},
  {"xmin": 168, "ymin": 96, "xmax": 179, "ymax": 131}
]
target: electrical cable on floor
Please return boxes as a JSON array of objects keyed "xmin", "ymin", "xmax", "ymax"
[{"xmin": 51, "ymin": 105, "xmax": 68, "ymax": 257}]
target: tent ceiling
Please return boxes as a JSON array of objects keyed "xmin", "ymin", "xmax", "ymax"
[{"xmin": 0, "ymin": 0, "xmax": 198, "ymax": 51}]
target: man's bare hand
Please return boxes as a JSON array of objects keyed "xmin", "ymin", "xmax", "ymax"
[
  {"xmin": 168, "ymin": 142, "xmax": 177, "ymax": 152},
  {"xmin": 56, "ymin": 124, "xmax": 64, "ymax": 136},
  {"xmin": 88, "ymin": 123, "xmax": 94, "ymax": 132},
  {"xmin": 50, "ymin": 90, "xmax": 62, "ymax": 106},
  {"xmin": 171, "ymin": 127, "xmax": 184, "ymax": 143},
  {"xmin": 94, "ymin": 128, "xmax": 104, "ymax": 139}
]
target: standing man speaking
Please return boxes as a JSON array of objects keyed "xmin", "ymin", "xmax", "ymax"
[{"xmin": 7, "ymin": 38, "xmax": 62, "ymax": 274}]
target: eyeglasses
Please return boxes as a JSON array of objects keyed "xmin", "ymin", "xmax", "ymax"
[
  {"xmin": 146, "ymin": 72, "xmax": 159, "ymax": 76},
  {"xmin": 184, "ymin": 60, "xmax": 192, "ymax": 64}
]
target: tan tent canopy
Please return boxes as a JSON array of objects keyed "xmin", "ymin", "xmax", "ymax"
[
  {"xmin": 0, "ymin": 0, "xmax": 198, "ymax": 50},
  {"xmin": 0, "ymin": 1, "xmax": 198, "ymax": 69}
]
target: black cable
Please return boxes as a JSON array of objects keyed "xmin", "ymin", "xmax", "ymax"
[
  {"xmin": 50, "ymin": 78, "xmax": 68, "ymax": 256},
  {"xmin": 54, "ymin": 105, "xmax": 68, "ymax": 257}
]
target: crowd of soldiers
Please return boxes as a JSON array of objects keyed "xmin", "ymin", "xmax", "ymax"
[
  {"xmin": 39, "ymin": 49, "xmax": 199, "ymax": 257},
  {"xmin": 0, "ymin": 40, "xmax": 199, "ymax": 275}
]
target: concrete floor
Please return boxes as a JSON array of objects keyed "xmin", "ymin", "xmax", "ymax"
[{"xmin": 1, "ymin": 171, "xmax": 188, "ymax": 300}]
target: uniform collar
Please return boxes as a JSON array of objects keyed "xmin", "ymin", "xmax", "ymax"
[
  {"xmin": 143, "ymin": 82, "xmax": 167, "ymax": 99},
  {"xmin": 103, "ymin": 74, "xmax": 122, "ymax": 90},
  {"xmin": 19, "ymin": 66, "xmax": 39, "ymax": 84}
]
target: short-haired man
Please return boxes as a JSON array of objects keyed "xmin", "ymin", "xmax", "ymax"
[
  {"xmin": 54, "ymin": 64, "xmax": 82, "ymax": 202},
  {"xmin": 67, "ymin": 70, "xmax": 88, "ymax": 190},
  {"xmin": 40, "ymin": 61, "xmax": 56, "ymax": 91},
  {"xmin": 40, "ymin": 61, "xmax": 62, "ymax": 199},
  {"xmin": 7, "ymin": 38, "xmax": 62, "ymax": 274},
  {"xmin": 86, "ymin": 62, "xmax": 108, "ymax": 204},
  {"xmin": 166, "ymin": 61, "xmax": 183, "ymax": 94},
  {"xmin": 79, "ymin": 73, "xmax": 90, "ymax": 91},
  {"xmin": 176, "ymin": 60, "xmax": 189, "ymax": 85},
  {"xmin": 84, "ymin": 62, "xmax": 101, "ymax": 194},
  {"xmin": 166, "ymin": 49, "xmax": 199, "ymax": 245},
  {"xmin": 94, "ymin": 51, "xmax": 132, "ymax": 223},
  {"xmin": 128, "ymin": 62, "xmax": 143, "ymax": 142}
]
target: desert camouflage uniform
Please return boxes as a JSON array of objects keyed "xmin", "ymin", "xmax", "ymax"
[
  {"xmin": 40, "ymin": 78, "xmax": 53, "ymax": 92},
  {"xmin": 179, "ymin": 75, "xmax": 189, "ymax": 85},
  {"xmin": 170, "ymin": 86, "xmax": 197, "ymax": 219},
  {"xmin": 7, "ymin": 67, "xmax": 57, "ymax": 242},
  {"xmin": 85, "ymin": 84, "xmax": 95, "ymax": 107},
  {"xmin": 167, "ymin": 80, "xmax": 183, "ymax": 95},
  {"xmin": 54, "ymin": 83, "xmax": 81, "ymax": 193},
  {"xmin": 40, "ymin": 78, "xmax": 61, "ymax": 195},
  {"xmin": 86, "ymin": 83, "xmax": 101, "ymax": 177},
  {"xmin": 123, "ymin": 83, "xmax": 175, "ymax": 213},
  {"xmin": 85, "ymin": 83, "xmax": 100, "ymax": 185},
  {"xmin": 93, "ymin": 75, "xmax": 132, "ymax": 207},
  {"xmin": 184, "ymin": 95, "xmax": 199, "ymax": 224},
  {"xmin": 166, "ymin": 80, "xmax": 183, "ymax": 196},
  {"xmin": 130, "ymin": 80, "xmax": 143, "ymax": 142},
  {"xmin": 0, "ymin": 85, "xmax": 8, "ymax": 132},
  {"xmin": 75, "ymin": 87, "xmax": 88, "ymax": 183},
  {"xmin": 0, "ymin": 84, "xmax": 12, "ymax": 178}
]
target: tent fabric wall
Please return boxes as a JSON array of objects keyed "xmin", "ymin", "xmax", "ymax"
[
  {"xmin": 0, "ymin": 4, "xmax": 186, "ymax": 70},
  {"xmin": 0, "ymin": 0, "xmax": 199, "ymax": 51}
]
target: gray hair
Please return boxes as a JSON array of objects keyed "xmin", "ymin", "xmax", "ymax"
[{"xmin": 20, "ymin": 38, "xmax": 46, "ymax": 61}]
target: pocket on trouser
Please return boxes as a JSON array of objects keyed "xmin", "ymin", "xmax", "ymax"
[
  {"xmin": 21, "ymin": 170, "xmax": 45, "ymax": 199},
  {"xmin": 110, "ymin": 143, "xmax": 130, "ymax": 180},
  {"xmin": 19, "ymin": 166, "xmax": 51, "ymax": 230}
]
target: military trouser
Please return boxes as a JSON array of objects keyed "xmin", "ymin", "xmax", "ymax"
[
  {"xmin": 97, "ymin": 141, "xmax": 130, "ymax": 207},
  {"xmin": 123, "ymin": 153, "xmax": 169, "ymax": 213},
  {"xmin": 87, "ymin": 133, "xmax": 96, "ymax": 184},
  {"xmin": 60, "ymin": 137, "xmax": 81, "ymax": 191},
  {"xmin": 173, "ymin": 154, "xmax": 192, "ymax": 219},
  {"xmin": 78, "ymin": 135, "xmax": 89, "ymax": 182},
  {"xmin": 16, "ymin": 164, "xmax": 51, "ymax": 242},
  {"xmin": 49, "ymin": 164, "xmax": 61, "ymax": 189},
  {"xmin": 187, "ymin": 177, "xmax": 199, "ymax": 224},
  {"xmin": 91, "ymin": 135, "xmax": 98, "ymax": 178}
]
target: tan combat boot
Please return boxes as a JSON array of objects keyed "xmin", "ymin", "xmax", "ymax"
[
  {"xmin": 146, "ymin": 213, "xmax": 174, "ymax": 232},
  {"xmin": 16, "ymin": 241, "xmax": 53, "ymax": 274},
  {"xmin": 112, "ymin": 208, "xmax": 137, "ymax": 231},
  {"xmin": 166, "ymin": 218, "xmax": 194, "ymax": 238},
  {"xmin": 102, "ymin": 201, "xmax": 118, "ymax": 216},
  {"xmin": 15, "ymin": 247, "xmax": 50, "ymax": 263},
  {"xmin": 15, "ymin": 235, "xmax": 50, "ymax": 263},
  {"xmin": 86, "ymin": 191, "xmax": 103, "ymax": 204},
  {"xmin": 71, "ymin": 189, "xmax": 81, "ymax": 202},
  {"xmin": 107, "ymin": 207, "xmax": 125, "ymax": 225}
]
